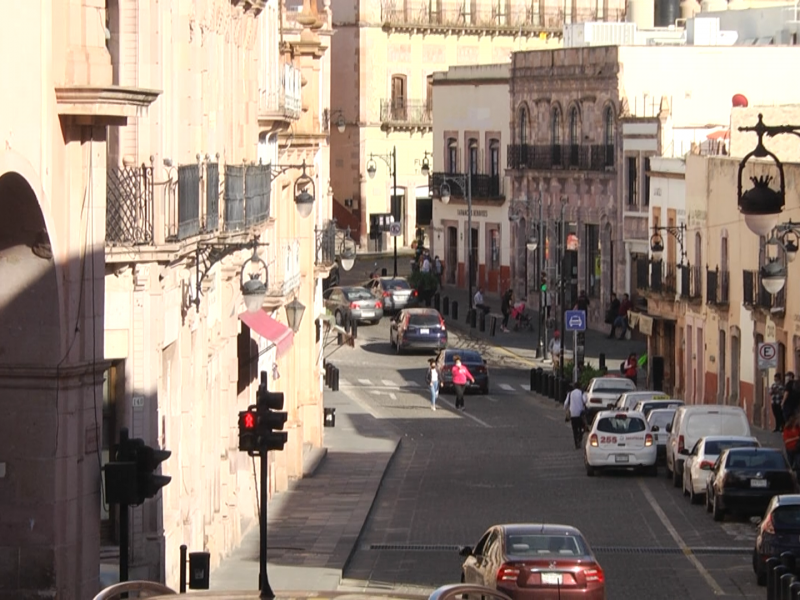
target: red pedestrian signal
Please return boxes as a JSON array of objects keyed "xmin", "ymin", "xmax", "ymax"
[
  {"xmin": 238, "ymin": 407, "xmax": 260, "ymax": 453},
  {"xmin": 242, "ymin": 410, "xmax": 256, "ymax": 429}
]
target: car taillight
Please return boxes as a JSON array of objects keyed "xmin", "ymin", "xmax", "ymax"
[
  {"xmin": 590, "ymin": 434, "xmax": 598, "ymax": 447},
  {"xmin": 645, "ymin": 433, "xmax": 653, "ymax": 447},
  {"xmin": 699, "ymin": 460, "xmax": 715, "ymax": 470},
  {"xmin": 375, "ymin": 301, "xmax": 383, "ymax": 309},
  {"xmin": 583, "ymin": 567, "xmax": 605, "ymax": 583},
  {"xmin": 762, "ymin": 514, "xmax": 775, "ymax": 535},
  {"xmin": 496, "ymin": 564, "xmax": 520, "ymax": 583},
  {"xmin": 382, "ymin": 291, "xmax": 391, "ymax": 297},
  {"xmin": 412, "ymin": 290, "xmax": 418, "ymax": 297},
  {"xmin": 350, "ymin": 302, "xmax": 358, "ymax": 309},
  {"xmin": 678, "ymin": 435, "xmax": 685, "ymax": 453}
]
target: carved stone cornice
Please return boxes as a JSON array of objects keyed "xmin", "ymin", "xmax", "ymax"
[{"xmin": 56, "ymin": 85, "xmax": 161, "ymax": 125}]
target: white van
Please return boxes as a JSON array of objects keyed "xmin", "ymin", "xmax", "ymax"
[{"xmin": 665, "ymin": 406, "xmax": 751, "ymax": 488}]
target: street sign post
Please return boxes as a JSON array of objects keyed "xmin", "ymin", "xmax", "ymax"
[
  {"xmin": 757, "ymin": 342, "xmax": 778, "ymax": 370},
  {"xmin": 564, "ymin": 310, "xmax": 586, "ymax": 384}
]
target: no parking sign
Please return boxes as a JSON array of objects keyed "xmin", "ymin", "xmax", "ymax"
[{"xmin": 757, "ymin": 342, "xmax": 778, "ymax": 370}]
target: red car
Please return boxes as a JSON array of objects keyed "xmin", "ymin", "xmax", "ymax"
[{"xmin": 460, "ymin": 523, "xmax": 606, "ymax": 599}]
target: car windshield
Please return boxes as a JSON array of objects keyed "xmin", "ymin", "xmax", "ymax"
[
  {"xmin": 649, "ymin": 411, "xmax": 675, "ymax": 428},
  {"xmin": 640, "ymin": 402, "xmax": 682, "ymax": 416},
  {"xmin": 344, "ymin": 288, "xmax": 373, "ymax": 300},
  {"xmin": 705, "ymin": 439, "xmax": 759, "ymax": 455},
  {"xmin": 773, "ymin": 506, "xmax": 800, "ymax": 528},
  {"xmin": 686, "ymin": 413, "xmax": 749, "ymax": 439},
  {"xmin": 593, "ymin": 380, "xmax": 636, "ymax": 393},
  {"xmin": 409, "ymin": 314, "xmax": 441, "ymax": 327},
  {"xmin": 383, "ymin": 279, "xmax": 410, "ymax": 290},
  {"xmin": 505, "ymin": 533, "xmax": 588, "ymax": 557},
  {"xmin": 725, "ymin": 451, "xmax": 787, "ymax": 470},
  {"xmin": 596, "ymin": 416, "xmax": 646, "ymax": 434}
]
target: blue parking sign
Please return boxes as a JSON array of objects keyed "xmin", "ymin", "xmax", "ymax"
[{"xmin": 565, "ymin": 310, "xmax": 586, "ymax": 332}]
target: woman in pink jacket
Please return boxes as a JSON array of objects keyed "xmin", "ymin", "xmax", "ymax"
[{"xmin": 451, "ymin": 355, "xmax": 475, "ymax": 411}]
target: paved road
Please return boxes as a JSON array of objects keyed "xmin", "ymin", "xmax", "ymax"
[{"xmin": 327, "ymin": 314, "xmax": 771, "ymax": 600}]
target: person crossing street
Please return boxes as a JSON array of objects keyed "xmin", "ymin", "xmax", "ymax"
[
  {"xmin": 451, "ymin": 355, "xmax": 474, "ymax": 411},
  {"xmin": 564, "ymin": 383, "xmax": 587, "ymax": 449},
  {"xmin": 425, "ymin": 359, "xmax": 440, "ymax": 411}
]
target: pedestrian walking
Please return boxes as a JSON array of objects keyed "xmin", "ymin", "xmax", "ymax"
[
  {"xmin": 609, "ymin": 293, "xmax": 632, "ymax": 340},
  {"xmin": 622, "ymin": 352, "xmax": 638, "ymax": 386},
  {"xmin": 451, "ymin": 355, "xmax": 474, "ymax": 411},
  {"xmin": 425, "ymin": 359, "xmax": 440, "ymax": 411},
  {"xmin": 784, "ymin": 413, "xmax": 800, "ymax": 471},
  {"xmin": 605, "ymin": 292, "xmax": 620, "ymax": 338},
  {"xmin": 564, "ymin": 383, "xmax": 587, "ymax": 449},
  {"xmin": 771, "ymin": 373, "xmax": 786, "ymax": 432},
  {"xmin": 433, "ymin": 255, "xmax": 443, "ymax": 287},
  {"xmin": 549, "ymin": 330, "xmax": 562, "ymax": 366},
  {"xmin": 500, "ymin": 288, "xmax": 514, "ymax": 332}
]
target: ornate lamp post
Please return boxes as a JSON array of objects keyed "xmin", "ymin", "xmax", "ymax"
[{"xmin": 366, "ymin": 147, "xmax": 399, "ymax": 276}]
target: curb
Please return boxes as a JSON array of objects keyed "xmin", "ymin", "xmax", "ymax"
[
  {"xmin": 302, "ymin": 446, "xmax": 328, "ymax": 478},
  {"xmin": 338, "ymin": 436, "xmax": 403, "ymax": 584}
]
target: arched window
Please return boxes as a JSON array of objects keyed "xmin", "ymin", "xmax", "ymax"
[
  {"xmin": 551, "ymin": 106, "xmax": 562, "ymax": 165},
  {"xmin": 489, "ymin": 139, "xmax": 500, "ymax": 178},
  {"xmin": 518, "ymin": 106, "xmax": 528, "ymax": 144},
  {"xmin": 568, "ymin": 106, "xmax": 580, "ymax": 166},
  {"xmin": 468, "ymin": 139, "xmax": 478, "ymax": 175},
  {"xmin": 603, "ymin": 106, "xmax": 615, "ymax": 166}
]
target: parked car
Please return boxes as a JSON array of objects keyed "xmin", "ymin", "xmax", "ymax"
[
  {"xmin": 323, "ymin": 285, "xmax": 384, "ymax": 325},
  {"xmin": 614, "ymin": 391, "xmax": 670, "ymax": 411},
  {"xmin": 436, "ymin": 348, "xmax": 489, "ymax": 394},
  {"xmin": 666, "ymin": 405, "xmax": 751, "ymax": 488},
  {"xmin": 754, "ymin": 495, "xmax": 800, "ymax": 586},
  {"xmin": 682, "ymin": 436, "xmax": 761, "ymax": 505},
  {"xmin": 390, "ymin": 308, "xmax": 447, "ymax": 354},
  {"xmin": 633, "ymin": 399, "xmax": 684, "ymax": 418},
  {"xmin": 706, "ymin": 447, "xmax": 799, "ymax": 522},
  {"xmin": 362, "ymin": 276, "xmax": 419, "ymax": 312},
  {"xmin": 583, "ymin": 377, "xmax": 637, "ymax": 424},
  {"xmin": 647, "ymin": 408, "xmax": 677, "ymax": 465},
  {"xmin": 584, "ymin": 410, "xmax": 657, "ymax": 477},
  {"xmin": 460, "ymin": 523, "xmax": 606, "ymax": 600}
]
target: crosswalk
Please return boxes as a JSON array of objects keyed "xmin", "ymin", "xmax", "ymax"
[{"xmin": 338, "ymin": 378, "xmax": 531, "ymax": 392}]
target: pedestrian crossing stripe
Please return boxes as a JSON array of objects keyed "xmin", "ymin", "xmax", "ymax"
[{"xmin": 499, "ymin": 383, "xmax": 514, "ymax": 391}]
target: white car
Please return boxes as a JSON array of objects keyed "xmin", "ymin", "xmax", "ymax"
[
  {"xmin": 614, "ymin": 390, "xmax": 670, "ymax": 411},
  {"xmin": 584, "ymin": 410, "xmax": 658, "ymax": 477},
  {"xmin": 647, "ymin": 408, "xmax": 677, "ymax": 465},
  {"xmin": 681, "ymin": 435, "xmax": 761, "ymax": 504}
]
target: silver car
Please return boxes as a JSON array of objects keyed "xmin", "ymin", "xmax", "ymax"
[
  {"xmin": 323, "ymin": 285, "xmax": 384, "ymax": 325},
  {"xmin": 614, "ymin": 390, "xmax": 670, "ymax": 411},
  {"xmin": 362, "ymin": 276, "xmax": 419, "ymax": 312}
]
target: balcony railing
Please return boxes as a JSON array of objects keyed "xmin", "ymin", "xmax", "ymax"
[
  {"xmin": 258, "ymin": 63, "xmax": 302, "ymax": 122},
  {"xmin": 379, "ymin": 0, "xmax": 582, "ymax": 33},
  {"xmin": 507, "ymin": 144, "xmax": 614, "ymax": 172},
  {"xmin": 106, "ymin": 164, "xmax": 154, "ymax": 246},
  {"xmin": 224, "ymin": 164, "xmax": 271, "ymax": 233},
  {"xmin": 380, "ymin": 99, "xmax": 432, "ymax": 129},
  {"xmin": 743, "ymin": 269, "xmax": 785, "ymax": 312},
  {"xmin": 177, "ymin": 165, "xmax": 201, "ymax": 240},
  {"xmin": 428, "ymin": 172, "xmax": 503, "ymax": 199},
  {"xmin": 316, "ymin": 220, "xmax": 337, "ymax": 266},
  {"xmin": 636, "ymin": 258, "xmax": 649, "ymax": 291},
  {"xmin": 206, "ymin": 162, "xmax": 220, "ymax": 232},
  {"xmin": 743, "ymin": 269, "xmax": 754, "ymax": 307}
]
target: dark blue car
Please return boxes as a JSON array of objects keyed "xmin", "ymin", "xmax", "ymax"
[
  {"xmin": 754, "ymin": 495, "xmax": 800, "ymax": 586},
  {"xmin": 389, "ymin": 308, "xmax": 447, "ymax": 354},
  {"xmin": 435, "ymin": 348, "xmax": 489, "ymax": 395}
]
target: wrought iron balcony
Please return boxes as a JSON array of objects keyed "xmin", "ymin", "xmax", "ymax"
[
  {"xmin": 680, "ymin": 264, "xmax": 702, "ymax": 300},
  {"xmin": 316, "ymin": 220, "xmax": 337, "ymax": 267},
  {"xmin": 106, "ymin": 164, "xmax": 154, "ymax": 246},
  {"xmin": 428, "ymin": 172, "xmax": 502, "ymax": 200},
  {"xmin": 706, "ymin": 267, "xmax": 729, "ymax": 306},
  {"xmin": 379, "ymin": 0, "xmax": 571, "ymax": 34},
  {"xmin": 743, "ymin": 269, "xmax": 784, "ymax": 312},
  {"xmin": 380, "ymin": 99, "xmax": 432, "ymax": 131},
  {"xmin": 507, "ymin": 144, "xmax": 615, "ymax": 172},
  {"xmin": 258, "ymin": 63, "xmax": 302, "ymax": 127},
  {"xmin": 223, "ymin": 164, "xmax": 271, "ymax": 233}
]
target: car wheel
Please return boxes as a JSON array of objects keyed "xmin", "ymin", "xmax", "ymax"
[
  {"xmin": 480, "ymin": 384, "xmax": 489, "ymax": 395},
  {"xmin": 712, "ymin": 495, "xmax": 725, "ymax": 522},
  {"xmin": 665, "ymin": 458, "xmax": 673, "ymax": 479},
  {"xmin": 335, "ymin": 311, "xmax": 343, "ymax": 326},
  {"xmin": 688, "ymin": 478, "xmax": 702, "ymax": 505},
  {"xmin": 672, "ymin": 463, "xmax": 682, "ymax": 488},
  {"xmin": 705, "ymin": 490, "xmax": 713, "ymax": 513},
  {"xmin": 754, "ymin": 550, "xmax": 766, "ymax": 586},
  {"xmin": 586, "ymin": 462, "xmax": 595, "ymax": 477}
]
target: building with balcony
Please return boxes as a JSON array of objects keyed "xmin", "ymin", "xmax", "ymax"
[
  {"xmin": 328, "ymin": 0, "xmax": 592, "ymax": 249},
  {"xmin": 507, "ymin": 43, "xmax": 800, "ymax": 331},
  {"xmin": 0, "ymin": 1, "xmax": 160, "ymax": 598},
  {"xmin": 429, "ymin": 64, "xmax": 511, "ymax": 293},
  {"xmin": 100, "ymin": 0, "xmax": 334, "ymax": 590}
]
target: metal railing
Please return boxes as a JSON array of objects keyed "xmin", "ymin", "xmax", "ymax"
[
  {"xmin": 636, "ymin": 258, "xmax": 649, "ymax": 291},
  {"xmin": 507, "ymin": 144, "xmax": 615, "ymax": 171},
  {"xmin": 224, "ymin": 165, "xmax": 245, "ymax": 232},
  {"xmin": 316, "ymin": 220, "xmax": 337, "ymax": 266},
  {"xmin": 428, "ymin": 172, "xmax": 502, "ymax": 199},
  {"xmin": 206, "ymin": 162, "xmax": 220, "ymax": 232},
  {"xmin": 106, "ymin": 164, "xmax": 154, "ymax": 245},
  {"xmin": 743, "ymin": 269, "xmax": 755, "ymax": 307},
  {"xmin": 244, "ymin": 164, "xmax": 271, "ymax": 227},
  {"xmin": 258, "ymin": 63, "xmax": 302, "ymax": 120},
  {"xmin": 177, "ymin": 164, "xmax": 201, "ymax": 240},
  {"xmin": 380, "ymin": 99, "xmax": 432, "ymax": 127}
]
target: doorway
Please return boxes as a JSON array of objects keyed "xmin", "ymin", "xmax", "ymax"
[
  {"xmin": 446, "ymin": 226, "xmax": 457, "ymax": 285},
  {"xmin": 718, "ymin": 330, "xmax": 727, "ymax": 404}
]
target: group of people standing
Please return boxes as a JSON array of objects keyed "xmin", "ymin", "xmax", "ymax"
[
  {"xmin": 425, "ymin": 355, "xmax": 475, "ymax": 411},
  {"xmin": 473, "ymin": 287, "xmax": 515, "ymax": 333}
]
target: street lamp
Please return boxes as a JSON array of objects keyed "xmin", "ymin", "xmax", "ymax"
[
  {"xmin": 316, "ymin": 221, "xmax": 358, "ymax": 272},
  {"xmin": 333, "ymin": 110, "xmax": 346, "ymax": 134},
  {"xmin": 284, "ymin": 297, "xmax": 306, "ymax": 333},
  {"xmin": 194, "ymin": 237, "xmax": 269, "ymax": 313},
  {"xmin": 760, "ymin": 258, "xmax": 787, "ymax": 295},
  {"xmin": 366, "ymin": 147, "xmax": 400, "ymax": 277},
  {"xmin": 292, "ymin": 160, "xmax": 316, "ymax": 219},
  {"xmin": 649, "ymin": 223, "xmax": 686, "ymax": 265}
]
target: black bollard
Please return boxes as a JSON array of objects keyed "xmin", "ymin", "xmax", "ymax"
[
  {"xmin": 536, "ymin": 368, "xmax": 543, "ymax": 393},
  {"xmin": 323, "ymin": 363, "xmax": 329, "ymax": 386},
  {"xmin": 478, "ymin": 311, "xmax": 486, "ymax": 332},
  {"xmin": 351, "ymin": 319, "xmax": 358, "ymax": 340},
  {"xmin": 773, "ymin": 565, "xmax": 790, "ymax": 600},
  {"xmin": 332, "ymin": 366, "xmax": 340, "ymax": 392},
  {"xmin": 547, "ymin": 374, "xmax": 555, "ymax": 399},
  {"xmin": 790, "ymin": 581, "xmax": 800, "ymax": 599},
  {"xmin": 554, "ymin": 377, "xmax": 561, "ymax": 403},
  {"xmin": 530, "ymin": 368, "xmax": 536, "ymax": 392},
  {"xmin": 381, "ymin": 267, "xmax": 387, "ymax": 276},
  {"xmin": 768, "ymin": 558, "xmax": 782, "ymax": 600},
  {"xmin": 599, "ymin": 353, "xmax": 606, "ymax": 372},
  {"xmin": 452, "ymin": 301, "xmax": 459, "ymax": 321},
  {"xmin": 468, "ymin": 309, "xmax": 477, "ymax": 328},
  {"xmin": 443, "ymin": 296, "xmax": 450, "ymax": 316},
  {"xmin": 781, "ymin": 552, "xmax": 797, "ymax": 572},
  {"xmin": 782, "ymin": 573, "xmax": 796, "ymax": 599},
  {"xmin": 434, "ymin": 292, "xmax": 441, "ymax": 312},
  {"xmin": 489, "ymin": 315, "xmax": 497, "ymax": 336}
]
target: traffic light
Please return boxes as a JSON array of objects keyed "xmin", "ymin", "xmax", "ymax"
[
  {"xmin": 238, "ymin": 407, "xmax": 259, "ymax": 453},
  {"xmin": 136, "ymin": 444, "xmax": 172, "ymax": 501},
  {"xmin": 257, "ymin": 383, "xmax": 288, "ymax": 452},
  {"xmin": 540, "ymin": 273, "xmax": 548, "ymax": 292},
  {"xmin": 104, "ymin": 434, "xmax": 171, "ymax": 506}
]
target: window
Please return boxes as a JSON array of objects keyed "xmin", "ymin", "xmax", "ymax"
[
  {"xmin": 390, "ymin": 74, "xmax": 406, "ymax": 120},
  {"xmin": 518, "ymin": 106, "xmax": 528, "ymax": 144},
  {"xmin": 468, "ymin": 139, "xmax": 478, "ymax": 175},
  {"xmin": 490, "ymin": 228, "xmax": 500, "ymax": 270},
  {"xmin": 568, "ymin": 106, "xmax": 579, "ymax": 166},
  {"xmin": 627, "ymin": 156, "xmax": 638, "ymax": 206},
  {"xmin": 596, "ymin": 416, "xmax": 647, "ymax": 434},
  {"xmin": 447, "ymin": 138, "xmax": 458, "ymax": 173},
  {"xmin": 490, "ymin": 139, "xmax": 500, "ymax": 177},
  {"xmin": 644, "ymin": 157, "xmax": 651, "ymax": 206},
  {"xmin": 425, "ymin": 76, "xmax": 433, "ymax": 119},
  {"xmin": 584, "ymin": 224, "xmax": 600, "ymax": 297},
  {"xmin": 551, "ymin": 106, "xmax": 562, "ymax": 165},
  {"xmin": 604, "ymin": 106, "xmax": 615, "ymax": 166}
]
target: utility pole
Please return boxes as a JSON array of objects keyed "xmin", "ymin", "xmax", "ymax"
[
  {"xmin": 467, "ymin": 170, "xmax": 473, "ymax": 309},
  {"xmin": 558, "ymin": 199, "xmax": 567, "ymax": 382},
  {"xmin": 391, "ymin": 147, "xmax": 398, "ymax": 277},
  {"xmin": 538, "ymin": 197, "xmax": 546, "ymax": 359}
]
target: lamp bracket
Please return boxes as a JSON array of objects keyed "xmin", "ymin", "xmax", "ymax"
[
  {"xmin": 367, "ymin": 147, "xmax": 396, "ymax": 175},
  {"xmin": 271, "ymin": 160, "xmax": 312, "ymax": 181},
  {"xmin": 194, "ymin": 236, "xmax": 268, "ymax": 308},
  {"xmin": 651, "ymin": 223, "xmax": 687, "ymax": 265}
]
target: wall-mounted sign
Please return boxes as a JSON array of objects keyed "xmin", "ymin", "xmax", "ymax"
[{"xmin": 456, "ymin": 209, "xmax": 489, "ymax": 218}]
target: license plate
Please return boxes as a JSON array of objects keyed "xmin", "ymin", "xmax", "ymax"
[
  {"xmin": 751, "ymin": 479, "xmax": 768, "ymax": 488},
  {"xmin": 420, "ymin": 328, "xmax": 430, "ymax": 334},
  {"xmin": 541, "ymin": 572, "xmax": 563, "ymax": 585},
  {"xmin": 361, "ymin": 311, "xmax": 375, "ymax": 317},
  {"xmin": 615, "ymin": 454, "xmax": 629, "ymax": 463}
]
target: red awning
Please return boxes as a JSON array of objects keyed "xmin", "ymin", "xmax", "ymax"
[{"xmin": 238, "ymin": 310, "xmax": 294, "ymax": 358}]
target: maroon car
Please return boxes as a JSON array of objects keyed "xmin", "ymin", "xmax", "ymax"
[{"xmin": 460, "ymin": 523, "xmax": 606, "ymax": 599}]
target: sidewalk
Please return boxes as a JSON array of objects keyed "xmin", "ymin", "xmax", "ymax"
[{"xmin": 210, "ymin": 386, "xmax": 401, "ymax": 592}]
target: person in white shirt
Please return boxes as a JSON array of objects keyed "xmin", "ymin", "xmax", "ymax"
[
  {"xmin": 473, "ymin": 287, "xmax": 490, "ymax": 315},
  {"xmin": 425, "ymin": 359, "xmax": 440, "ymax": 410},
  {"xmin": 564, "ymin": 383, "xmax": 587, "ymax": 449},
  {"xmin": 548, "ymin": 330, "xmax": 561, "ymax": 365},
  {"xmin": 421, "ymin": 255, "xmax": 431, "ymax": 273}
]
